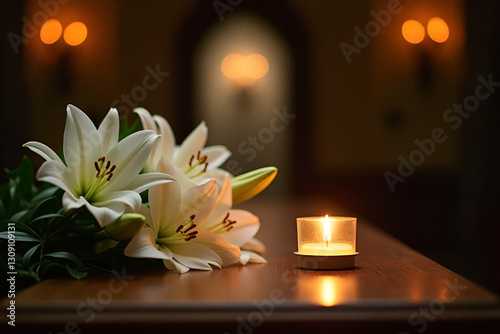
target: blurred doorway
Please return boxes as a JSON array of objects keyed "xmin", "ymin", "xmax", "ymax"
[{"xmin": 176, "ymin": 1, "xmax": 309, "ymax": 197}]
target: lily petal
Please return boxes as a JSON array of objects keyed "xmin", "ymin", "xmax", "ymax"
[
  {"xmin": 202, "ymin": 145, "xmax": 231, "ymax": 170},
  {"xmin": 194, "ymin": 229, "xmax": 240, "ymax": 267},
  {"xmin": 98, "ymin": 108, "xmax": 119, "ymax": 153},
  {"xmin": 64, "ymin": 105, "xmax": 100, "ymax": 185},
  {"xmin": 173, "ymin": 166, "xmax": 198, "ymax": 191},
  {"xmin": 93, "ymin": 190, "xmax": 142, "ymax": 213},
  {"xmin": 169, "ymin": 241, "xmax": 221, "ymax": 270},
  {"xmin": 216, "ymin": 209, "xmax": 260, "ymax": 247},
  {"xmin": 137, "ymin": 204, "xmax": 154, "ymax": 232},
  {"xmin": 105, "ymin": 130, "xmax": 159, "ymax": 191},
  {"xmin": 84, "ymin": 199, "xmax": 125, "ymax": 227},
  {"xmin": 193, "ymin": 169, "xmax": 230, "ymax": 189},
  {"xmin": 37, "ymin": 160, "xmax": 74, "ymax": 194},
  {"xmin": 239, "ymin": 254, "xmax": 250, "ymax": 265},
  {"xmin": 240, "ymin": 237, "xmax": 266, "ymax": 255},
  {"xmin": 125, "ymin": 172, "xmax": 176, "ymax": 194},
  {"xmin": 134, "ymin": 107, "xmax": 160, "ymax": 172},
  {"xmin": 204, "ymin": 174, "xmax": 232, "ymax": 230},
  {"xmin": 150, "ymin": 158, "xmax": 181, "ymax": 234},
  {"xmin": 134, "ymin": 107, "xmax": 157, "ymax": 132},
  {"xmin": 239, "ymin": 250, "xmax": 267, "ymax": 264},
  {"xmin": 163, "ymin": 258, "xmax": 190, "ymax": 273},
  {"xmin": 23, "ymin": 141, "xmax": 62, "ymax": 163},
  {"xmin": 125, "ymin": 227, "xmax": 171, "ymax": 260},
  {"xmin": 153, "ymin": 114, "xmax": 175, "ymax": 159},
  {"xmin": 177, "ymin": 180, "xmax": 218, "ymax": 227},
  {"xmin": 175, "ymin": 121, "xmax": 207, "ymax": 168},
  {"xmin": 62, "ymin": 192, "xmax": 86, "ymax": 211}
]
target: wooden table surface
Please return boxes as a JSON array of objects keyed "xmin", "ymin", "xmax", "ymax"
[{"xmin": 2, "ymin": 197, "xmax": 500, "ymax": 333}]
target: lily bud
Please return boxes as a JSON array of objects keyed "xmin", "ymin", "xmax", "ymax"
[
  {"xmin": 105, "ymin": 213, "xmax": 146, "ymax": 240},
  {"xmin": 231, "ymin": 166, "xmax": 277, "ymax": 204}
]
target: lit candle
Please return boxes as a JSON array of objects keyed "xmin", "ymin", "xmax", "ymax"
[
  {"xmin": 300, "ymin": 242, "xmax": 354, "ymax": 255},
  {"xmin": 299, "ymin": 215, "xmax": 355, "ymax": 255},
  {"xmin": 295, "ymin": 215, "xmax": 359, "ymax": 270}
]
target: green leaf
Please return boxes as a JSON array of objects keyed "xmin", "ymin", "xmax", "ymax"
[
  {"xmin": 31, "ymin": 194, "xmax": 63, "ymax": 220},
  {"xmin": 29, "ymin": 186, "xmax": 59, "ymax": 207},
  {"xmin": 65, "ymin": 263, "xmax": 87, "ymax": 280},
  {"xmin": 10, "ymin": 209, "xmax": 32, "ymax": 223},
  {"xmin": 31, "ymin": 213, "xmax": 65, "ymax": 223},
  {"xmin": 0, "ymin": 198, "xmax": 6, "ymax": 219},
  {"xmin": 43, "ymin": 251, "xmax": 86, "ymax": 269},
  {"xmin": 5, "ymin": 156, "xmax": 35, "ymax": 200},
  {"xmin": 22, "ymin": 244, "xmax": 41, "ymax": 267},
  {"xmin": 0, "ymin": 220, "xmax": 41, "ymax": 239},
  {"xmin": 2, "ymin": 157, "xmax": 35, "ymax": 218},
  {"xmin": 0, "ymin": 230, "xmax": 40, "ymax": 242}
]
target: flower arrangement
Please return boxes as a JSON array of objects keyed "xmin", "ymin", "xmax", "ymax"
[{"xmin": 1, "ymin": 105, "xmax": 276, "ymax": 288}]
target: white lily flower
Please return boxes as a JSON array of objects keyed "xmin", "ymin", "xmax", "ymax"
[
  {"xmin": 204, "ymin": 174, "xmax": 266, "ymax": 264},
  {"xmin": 24, "ymin": 104, "xmax": 175, "ymax": 227},
  {"xmin": 134, "ymin": 107, "xmax": 230, "ymax": 186},
  {"xmin": 124, "ymin": 158, "xmax": 240, "ymax": 273}
]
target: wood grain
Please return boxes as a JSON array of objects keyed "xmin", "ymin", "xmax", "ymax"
[{"xmin": 2, "ymin": 197, "xmax": 499, "ymax": 333}]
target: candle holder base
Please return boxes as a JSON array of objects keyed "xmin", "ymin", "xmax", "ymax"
[{"xmin": 294, "ymin": 252, "xmax": 359, "ymax": 270}]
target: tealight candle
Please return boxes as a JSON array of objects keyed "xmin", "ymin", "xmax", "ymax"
[{"xmin": 295, "ymin": 215, "xmax": 359, "ymax": 270}]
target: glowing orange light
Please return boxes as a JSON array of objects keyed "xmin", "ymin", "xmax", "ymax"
[
  {"xmin": 402, "ymin": 20, "xmax": 425, "ymax": 44},
  {"xmin": 427, "ymin": 17, "xmax": 449, "ymax": 43},
  {"xmin": 221, "ymin": 53, "xmax": 269, "ymax": 86},
  {"xmin": 245, "ymin": 53, "xmax": 269, "ymax": 80},
  {"xmin": 40, "ymin": 19, "xmax": 62, "ymax": 45},
  {"xmin": 221, "ymin": 53, "xmax": 245, "ymax": 80},
  {"xmin": 63, "ymin": 22, "xmax": 87, "ymax": 46}
]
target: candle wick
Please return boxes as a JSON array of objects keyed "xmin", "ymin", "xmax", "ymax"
[{"xmin": 326, "ymin": 240, "xmax": 329, "ymax": 247}]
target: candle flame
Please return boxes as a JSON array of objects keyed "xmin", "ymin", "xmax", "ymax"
[{"xmin": 323, "ymin": 215, "xmax": 331, "ymax": 247}]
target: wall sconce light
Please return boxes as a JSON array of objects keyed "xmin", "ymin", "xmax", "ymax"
[
  {"xmin": 40, "ymin": 20, "xmax": 88, "ymax": 46},
  {"xmin": 401, "ymin": 17, "xmax": 449, "ymax": 91},
  {"xmin": 40, "ymin": 19, "xmax": 63, "ymax": 45},
  {"xmin": 427, "ymin": 17, "xmax": 449, "ymax": 43},
  {"xmin": 221, "ymin": 53, "xmax": 269, "ymax": 86},
  {"xmin": 402, "ymin": 20, "xmax": 425, "ymax": 44},
  {"xmin": 63, "ymin": 22, "xmax": 88, "ymax": 46},
  {"xmin": 401, "ymin": 17, "xmax": 449, "ymax": 45},
  {"xmin": 39, "ymin": 19, "xmax": 88, "ymax": 93}
]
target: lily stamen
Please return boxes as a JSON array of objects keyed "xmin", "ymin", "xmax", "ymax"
[
  {"xmin": 185, "ymin": 231, "xmax": 198, "ymax": 241},
  {"xmin": 184, "ymin": 224, "xmax": 196, "ymax": 233},
  {"xmin": 207, "ymin": 212, "xmax": 237, "ymax": 234},
  {"xmin": 184, "ymin": 150, "xmax": 209, "ymax": 178},
  {"xmin": 159, "ymin": 214, "xmax": 198, "ymax": 243},
  {"xmin": 85, "ymin": 156, "xmax": 116, "ymax": 201}
]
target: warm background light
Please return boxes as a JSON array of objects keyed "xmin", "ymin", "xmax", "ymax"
[
  {"xmin": 63, "ymin": 22, "xmax": 88, "ymax": 46},
  {"xmin": 245, "ymin": 53, "xmax": 269, "ymax": 80},
  {"xmin": 221, "ymin": 53, "xmax": 269, "ymax": 85},
  {"xmin": 221, "ymin": 53, "xmax": 245, "ymax": 79},
  {"xmin": 40, "ymin": 19, "xmax": 62, "ymax": 45},
  {"xmin": 427, "ymin": 17, "xmax": 449, "ymax": 43},
  {"xmin": 402, "ymin": 20, "xmax": 425, "ymax": 44}
]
